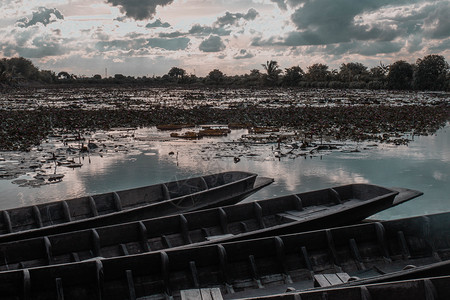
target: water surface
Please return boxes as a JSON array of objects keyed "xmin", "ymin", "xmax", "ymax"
[{"xmin": 0, "ymin": 125, "xmax": 448, "ymax": 220}]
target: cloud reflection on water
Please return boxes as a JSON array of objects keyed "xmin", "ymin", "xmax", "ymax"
[{"xmin": 1, "ymin": 125, "xmax": 448, "ymax": 220}]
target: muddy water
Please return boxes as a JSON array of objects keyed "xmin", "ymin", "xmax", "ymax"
[{"xmin": 0, "ymin": 124, "xmax": 449, "ymax": 220}]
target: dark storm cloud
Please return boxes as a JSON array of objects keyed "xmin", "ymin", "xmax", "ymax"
[
  {"xmin": 199, "ymin": 35, "xmax": 226, "ymax": 52},
  {"xmin": 16, "ymin": 7, "xmax": 64, "ymax": 28},
  {"xmin": 252, "ymin": 0, "xmax": 449, "ymax": 58},
  {"xmin": 158, "ymin": 8, "xmax": 256, "ymax": 40},
  {"xmin": 146, "ymin": 19, "xmax": 171, "ymax": 28},
  {"xmin": 322, "ymin": 41, "xmax": 404, "ymax": 56},
  {"xmin": 106, "ymin": 0, "xmax": 174, "ymax": 20},
  {"xmin": 270, "ymin": 0, "xmax": 287, "ymax": 11},
  {"xmin": 422, "ymin": 2, "xmax": 450, "ymax": 39},
  {"xmin": 430, "ymin": 38, "xmax": 450, "ymax": 52},
  {"xmin": 215, "ymin": 8, "xmax": 259, "ymax": 27},
  {"xmin": 288, "ymin": 0, "xmax": 410, "ymax": 45},
  {"xmin": 188, "ymin": 24, "xmax": 231, "ymax": 36},
  {"xmin": 1, "ymin": 35, "xmax": 67, "ymax": 58}
]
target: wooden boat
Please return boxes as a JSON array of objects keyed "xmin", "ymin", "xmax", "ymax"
[
  {"xmin": 0, "ymin": 185, "xmax": 419, "ymax": 269},
  {"xmin": 156, "ymin": 124, "xmax": 195, "ymax": 131},
  {"xmin": 236, "ymin": 274, "xmax": 450, "ymax": 300},
  {"xmin": 199, "ymin": 129, "xmax": 230, "ymax": 137},
  {"xmin": 0, "ymin": 171, "xmax": 272, "ymax": 239},
  {"xmin": 0, "ymin": 210, "xmax": 447, "ymax": 300},
  {"xmin": 170, "ymin": 132, "xmax": 202, "ymax": 139}
]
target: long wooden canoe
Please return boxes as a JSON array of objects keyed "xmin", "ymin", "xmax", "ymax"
[
  {"xmin": 0, "ymin": 171, "xmax": 273, "ymax": 237},
  {"xmin": 236, "ymin": 274, "xmax": 450, "ymax": 300},
  {"xmin": 0, "ymin": 210, "xmax": 447, "ymax": 299},
  {"xmin": 0, "ymin": 184, "xmax": 417, "ymax": 258}
]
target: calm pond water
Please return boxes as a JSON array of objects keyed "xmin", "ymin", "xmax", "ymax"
[{"xmin": 0, "ymin": 124, "xmax": 449, "ymax": 220}]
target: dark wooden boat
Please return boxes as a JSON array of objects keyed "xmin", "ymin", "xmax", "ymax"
[
  {"xmin": 0, "ymin": 210, "xmax": 447, "ymax": 300},
  {"xmin": 0, "ymin": 188, "xmax": 431, "ymax": 300},
  {"xmin": 236, "ymin": 274, "xmax": 450, "ymax": 300},
  {"xmin": 0, "ymin": 184, "xmax": 418, "ymax": 258},
  {"xmin": 0, "ymin": 171, "xmax": 273, "ymax": 238}
]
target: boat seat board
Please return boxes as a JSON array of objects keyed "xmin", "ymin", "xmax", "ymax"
[
  {"xmin": 313, "ymin": 273, "xmax": 350, "ymax": 287},
  {"xmin": 276, "ymin": 199, "xmax": 362, "ymax": 222},
  {"xmin": 277, "ymin": 208, "xmax": 328, "ymax": 222},
  {"xmin": 181, "ymin": 288, "xmax": 223, "ymax": 300}
]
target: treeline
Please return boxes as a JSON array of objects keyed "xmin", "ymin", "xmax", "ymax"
[
  {"xmin": 1, "ymin": 55, "xmax": 449, "ymax": 91},
  {"xmin": 0, "ymin": 57, "xmax": 55, "ymax": 85}
]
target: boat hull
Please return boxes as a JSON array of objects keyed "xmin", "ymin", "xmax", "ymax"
[
  {"xmin": 0, "ymin": 184, "xmax": 415, "ymax": 270},
  {"xmin": 0, "ymin": 211, "xmax": 447, "ymax": 300},
  {"xmin": 0, "ymin": 171, "xmax": 272, "ymax": 241}
]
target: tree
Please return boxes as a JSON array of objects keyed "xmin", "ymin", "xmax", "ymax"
[
  {"xmin": 305, "ymin": 63, "xmax": 330, "ymax": 82},
  {"xmin": 387, "ymin": 60, "xmax": 414, "ymax": 90},
  {"xmin": 93, "ymin": 74, "xmax": 102, "ymax": 80},
  {"xmin": 369, "ymin": 62, "xmax": 389, "ymax": 82},
  {"xmin": 207, "ymin": 69, "xmax": 224, "ymax": 85},
  {"xmin": 282, "ymin": 66, "xmax": 304, "ymax": 86},
  {"xmin": 7, "ymin": 57, "xmax": 39, "ymax": 80},
  {"xmin": 39, "ymin": 70, "xmax": 56, "ymax": 83},
  {"xmin": 262, "ymin": 60, "xmax": 282, "ymax": 85},
  {"xmin": 414, "ymin": 54, "xmax": 449, "ymax": 90},
  {"xmin": 57, "ymin": 71, "xmax": 71, "ymax": 80},
  {"xmin": 249, "ymin": 69, "xmax": 261, "ymax": 77},
  {"xmin": 339, "ymin": 62, "xmax": 368, "ymax": 82},
  {"xmin": 167, "ymin": 67, "xmax": 186, "ymax": 80}
]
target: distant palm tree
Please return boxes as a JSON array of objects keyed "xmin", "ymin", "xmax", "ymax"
[{"xmin": 262, "ymin": 60, "xmax": 281, "ymax": 85}]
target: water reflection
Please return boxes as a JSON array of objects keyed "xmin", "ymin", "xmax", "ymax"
[{"xmin": 0, "ymin": 125, "xmax": 449, "ymax": 220}]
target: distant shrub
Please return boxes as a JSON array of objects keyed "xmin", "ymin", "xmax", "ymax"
[
  {"xmin": 349, "ymin": 81, "xmax": 367, "ymax": 89},
  {"xmin": 367, "ymin": 81, "xmax": 385, "ymax": 90},
  {"xmin": 328, "ymin": 81, "xmax": 345, "ymax": 89}
]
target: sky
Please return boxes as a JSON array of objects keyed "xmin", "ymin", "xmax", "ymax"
[{"xmin": 0, "ymin": 0, "xmax": 449, "ymax": 77}]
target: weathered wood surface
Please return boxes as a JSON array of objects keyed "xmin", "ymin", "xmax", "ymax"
[
  {"xmin": 0, "ymin": 184, "xmax": 413, "ymax": 270},
  {"xmin": 181, "ymin": 288, "xmax": 223, "ymax": 300},
  {"xmin": 235, "ymin": 275, "xmax": 450, "ymax": 300},
  {"xmin": 0, "ymin": 172, "xmax": 273, "ymax": 242},
  {"xmin": 0, "ymin": 210, "xmax": 448, "ymax": 300}
]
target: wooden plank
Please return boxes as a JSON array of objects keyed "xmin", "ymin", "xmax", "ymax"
[
  {"xmin": 181, "ymin": 289, "xmax": 201, "ymax": 300},
  {"xmin": 323, "ymin": 274, "xmax": 343, "ymax": 285},
  {"xmin": 200, "ymin": 289, "xmax": 213, "ymax": 300},
  {"xmin": 181, "ymin": 288, "xmax": 223, "ymax": 300},
  {"xmin": 314, "ymin": 273, "xmax": 350, "ymax": 287},
  {"xmin": 336, "ymin": 273, "xmax": 350, "ymax": 283},
  {"xmin": 313, "ymin": 274, "xmax": 330, "ymax": 287},
  {"xmin": 209, "ymin": 288, "xmax": 223, "ymax": 300}
]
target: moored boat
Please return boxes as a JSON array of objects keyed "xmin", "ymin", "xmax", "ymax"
[
  {"xmin": 0, "ymin": 210, "xmax": 448, "ymax": 300},
  {"xmin": 235, "ymin": 274, "xmax": 450, "ymax": 300},
  {"xmin": 0, "ymin": 185, "xmax": 420, "ymax": 270},
  {"xmin": 0, "ymin": 171, "xmax": 273, "ymax": 239}
]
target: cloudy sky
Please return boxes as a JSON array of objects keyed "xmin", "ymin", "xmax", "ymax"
[{"xmin": 1, "ymin": 0, "xmax": 449, "ymax": 76}]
